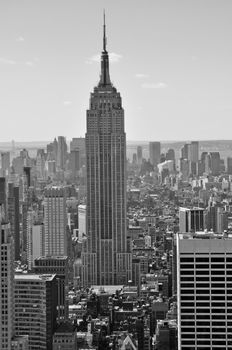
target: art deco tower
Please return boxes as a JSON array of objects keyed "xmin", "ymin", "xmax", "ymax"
[{"xmin": 82, "ymin": 14, "xmax": 132, "ymax": 286}]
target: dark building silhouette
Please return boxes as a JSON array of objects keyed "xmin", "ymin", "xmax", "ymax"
[
  {"xmin": 8, "ymin": 183, "xmax": 20, "ymax": 260},
  {"xmin": 23, "ymin": 166, "xmax": 31, "ymax": 187},
  {"xmin": 0, "ymin": 177, "xmax": 6, "ymax": 209},
  {"xmin": 227, "ymin": 157, "xmax": 232, "ymax": 174}
]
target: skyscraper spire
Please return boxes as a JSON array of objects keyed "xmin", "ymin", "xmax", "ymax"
[
  {"xmin": 99, "ymin": 10, "xmax": 111, "ymax": 87},
  {"xmin": 103, "ymin": 10, "xmax": 107, "ymax": 52}
]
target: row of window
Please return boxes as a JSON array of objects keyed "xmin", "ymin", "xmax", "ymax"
[{"xmin": 181, "ymin": 257, "xmax": 232, "ymax": 262}]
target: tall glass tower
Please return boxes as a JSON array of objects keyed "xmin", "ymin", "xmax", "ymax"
[{"xmin": 82, "ymin": 14, "xmax": 132, "ymax": 286}]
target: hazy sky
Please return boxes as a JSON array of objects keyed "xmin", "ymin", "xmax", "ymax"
[{"xmin": 0, "ymin": 0, "xmax": 232, "ymax": 142}]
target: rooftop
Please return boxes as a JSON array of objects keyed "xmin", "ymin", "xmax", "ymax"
[
  {"xmin": 179, "ymin": 231, "xmax": 232, "ymax": 240},
  {"xmin": 15, "ymin": 273, "xmax": 56, "ymax": 282},
  {"xmin": 35, "ymin": 256, "xmax": 68, "ymax": 260}
]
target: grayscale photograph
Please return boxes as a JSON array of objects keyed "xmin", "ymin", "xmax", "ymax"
[{"xmin": 0, "ymin": 1, "xmax": 231, "ymax": 349}]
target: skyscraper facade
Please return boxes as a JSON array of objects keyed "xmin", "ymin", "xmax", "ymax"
[
  {"xmin": 227, "ymin": 157, "xmax": 232, "ymax": 175},
  {"xmin": 149, "ymin": 141, "xmax": 161, "ymax": 167},
  {"xmin": 44, "ymin": 186, "xmax": 67, "ymax": 257},
  {"xmin": 82, "ymin": 15, "xmax": 132, "ymax": 286},
  {"xmin": 57, "ymin": 136, "xmax": 67, "ymax": 170},
  {"xmin": 27, "ymin": 208, "xmax": 44, "ymax": 270},
  {"xmin": 0, "ymin": 221, "xmax": 14, "ymax": 350},
  {"xmin": 179, "ymin": 207, "xmax": 205, "ymax": 233},
  {"xmin": 189, "ymin": 141, "xmax": 199, "ymax": 163},
  {"xmin": 0, "ymin": 177, "xmax": 6, "ymax": 208},
  {"xmin": 8, "ymin": 183, "xmax": 20, "ymax": 261},
  {"xmin": 177, "ymin": 232, "xmax": 232, "ymax": 349},
  {"xmin": 137, "ymin": 145, "xmax": 143, "ymax": 166},
  {"xmin": 14, "ymin": 274, "xmax": 58, "ymax": 350}
]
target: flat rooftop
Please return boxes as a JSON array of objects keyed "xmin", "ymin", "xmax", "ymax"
[
  {"xmin": 15, "ymin": 273, "xmax": 56, "ymax": 282},
  {"xmin": 35, "ymin": 256, "xmax": 68, "ymax": 260},
  {"xmin": 179, "ymin": 232, "xmax": 232, "ymax": 240},
  {"xmin": 91, "ymin": 285, "xmax": 123, "ymax": 294}
]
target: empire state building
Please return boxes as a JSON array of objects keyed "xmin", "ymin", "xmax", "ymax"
[{"xmin": 82, "ymin": 15, "xmax": 132, "ymax": 286}]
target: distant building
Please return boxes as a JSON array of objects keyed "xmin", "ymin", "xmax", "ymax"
[
  {"xmin": 179, "ymin": 207, "xmax": 205, "ymax": 233},
  {"xmin": 1, "ymin": 152, "xmax": 10, "ymax": 175},
  {"xmin": 180, "ymin": 144, "xmax": 188, "ymax": 160},
  {"xmin": 36, "ymin": 149, "xmax": 46, "ymax": 179},
  {"xmin": 210, "ymin": 152, "xmax": 221, "ymax": 176},
  {"xmin": 0, "ymin": 177, "xmax": 6, "ymax": 208},
  {"xmin": 179, "ymin": 159, "xmax": 190, "ymax": 180},
  {"xmin": 78, "ymin": 204, "xmax": 86, "ymax": 240},
  {"xmin": 137, "ymin": 146, "xmax": 143, "ymax": 166},
  {"xmin": 70, "ymin": 137, "xmax": 86, "ymax": 168},
  {"xmin": 44, "ymin": 186, "xmax": 67, "ymax": 257},
  {"xmin": 206, "ymin": 202, "xmax": 228, "ymax": 233},
  {"xmin": 227, "ymin": 157, "xmax": 232, "ymax": 175},
  {"xmin": 158, "ymin": 160, "xmax": 174, "ymax": 174},
  {"xmin": 149, "ymin": 142, "xmax": 161, "ymax": 167},
  {"xmin": 189, "ymin": 141, "xmax": 199, "ymax": 163},
  {"xmin": 57, "ymin": 136, "xmax": 67, "ymax": 170},
  {"xmin": 27, "ymin": 210, "xmax": 44, "ymax": 270},
  {"xmin": 69, "ymin": 149, "xmax": 80, "ymax": 175}
]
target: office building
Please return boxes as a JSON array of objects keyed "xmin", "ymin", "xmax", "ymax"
[
  {"xmin": 14, "ymin": 273, "xmax": 58, "ymax": 350},
  {"xmin": 179, "ymin": 207, "xmax": 205, "ymax": 233},
  {"xmin": 149, "ymin": 141, "xmax": 161, "ymax": 167},
  {"xmin": 27, "ymin": 209, "xmax": 44, "ymax": 270},
  {"xmin": 0, "ymin": 221, "xmax": 14, "ymax": 350},
  {"xmin": 1, "ymin": 152, "xmax": 10, "ymax": 175},
  {"xmin": 69, "ymin": 149, "xmax": 80, "ymax": 175},
  {"xmin": 33, "ymin": 256, "xmax": 69, "ymax": 321},
  {"xmin": 78, "ymin": 204, "xmax": 86, "ymax": 240},
  {"xmin": 227, "ymin": 157, "xmax": 232, "ymax": 175},
  {"xmin": 210, "ymin": 152, "xmax": 221, "ymax": 176},
  {"xmin": 137, "ymin": 145, "xmax": 143, "ymax": 166},
  {"xmin": 0, "ymin": 177, "xmax": 6, "ymax": 208},
  {"xmin": 166, "ymin": 148, "xmax": 175, "ymax": 161},
  {"xmin": 177, "ymin": 232, "xmax": 232, "ymax": 349},
  {"xmin": 206, "ymin": 202, "xmax": 228, "ymax": 233},
  {"xmin": 57, "ymin": 136, "xmax": 67, "ymax": 170},
  {"xmin": 47, "ymin": 138, "xmax": 58, "ymax": 161},
  {"xmin": 70, "ymin": 137, "xmax": 86, "ymax": 168},
  {"xmin": 36, "ymin": 149, "xmax": 46, "ymax": 179},
  {"xmin": 82, "ymin": 15, "xmax": 132, "ymax": 285},
  {"xmin": 8, "ymin": 183, "xmax": 20, "ymax": 260},
  {"xmin": 179, "ymin": 159, "xmax": 190, "ymax": 181},
  {"xmin": 44, "ymin": 186, "xmax": 67, "ymax": 256},
  {"xmin": 189, "ymin": 141, "xmax": 199, "ymax": 163},
  {"xmin": 23, "ymin": 166, "xmax": 31, "ymax": 188},
  {"xmin": 181, "ymin": 144, "xmax": 189, "ymax": 160}
]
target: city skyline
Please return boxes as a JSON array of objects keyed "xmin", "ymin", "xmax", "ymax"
[
  {"xmin": 0, "ymin": 0, "xmax": 232, "ymax": 141},
  {"xmin": 2, "ymin": 3, "xmax": 232, "ymax": 347}
]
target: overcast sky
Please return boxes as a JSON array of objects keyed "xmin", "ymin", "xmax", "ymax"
[{"xmin": 0, "ymin": 0, "xmax": 232, "ymax": 142}]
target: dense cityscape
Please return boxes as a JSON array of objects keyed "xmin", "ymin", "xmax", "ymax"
[{"xmin": 1, "ymin": 6, "xmax": 232, "ymax": 350}]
